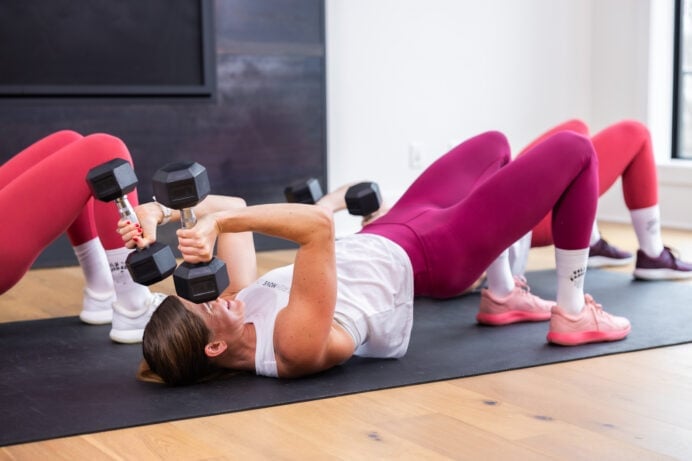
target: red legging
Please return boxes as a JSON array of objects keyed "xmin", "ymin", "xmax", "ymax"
[
  {"xmin": 0, "ymin": 131, "xmax": 138, "ymax": 293},
  {"xmin": 360, "ymin": 130, "xmax": 598, "ymax": 298},
  {"xmin": 520, "ymin": 119, "xmax": 658, "ymax": 247}
]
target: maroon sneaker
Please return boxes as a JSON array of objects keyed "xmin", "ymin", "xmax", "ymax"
[
  {"xmin": 588, "ymin": 238, "xmax": 633, "ymax": 268},
  {"xmin": 633, "ymin": 247, "xmax": 692, "ymax": 280}
]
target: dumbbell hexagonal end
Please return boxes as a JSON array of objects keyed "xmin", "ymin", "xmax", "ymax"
[
  {"xmin": 125, "ymin": 242, "xmax": 177, "ymax": 286},
  {"xmin": 86, "ymin": 158, "xmax": 138, "ymax": 202},
  {"xmin": 173, "ymin": 258, "xmax": 230, "ymax": 303},
  {"xmin": 345, "ymin": 182, "xmax": 382, "ymax": 216},
  {"xmin": 152, "ymin": 161, "xmax": 211, "ymax": 209},
  {"xmin": 284, "ymin": 177, "xmax": 324, "ymax": 204}
]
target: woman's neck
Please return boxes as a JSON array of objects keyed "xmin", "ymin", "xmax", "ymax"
[{"xmin": 215, "ymin": 323, "xmax": 256, "ymax": 372}]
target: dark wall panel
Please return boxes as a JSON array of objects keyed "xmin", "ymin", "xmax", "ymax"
[
  {"xmin": 0, "ymin": 0, "xmax": 326, "ymax": 267},
  {"xmin": 0, "ymin": 0, "xmax": 214, "ymax": 95}
]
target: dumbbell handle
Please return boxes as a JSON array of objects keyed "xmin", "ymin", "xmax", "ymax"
[
  {"xmin": 115, "ymin": 196, "xmax": 140, "ymax": 225},
  {"xmin": 115, "ymin": 197, "xmax": 156, "ymax": 252},
  {"xmin": 180, "ymin": 207, "xmax": 197, "ymax": 230}
]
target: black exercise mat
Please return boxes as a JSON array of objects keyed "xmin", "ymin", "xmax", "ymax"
[{"xmin": 2, "ymin": 269, "xmax": 691, "ymax": 446}]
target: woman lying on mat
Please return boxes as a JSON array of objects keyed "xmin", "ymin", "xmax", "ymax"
[
  {"xmin": 120, "ymin": 130, "xmax": 631, "ymax": 386},
  {"xmin": 506, "ymin": 119, "xmax": 692, "ymax": 279},
  {"xmin": 0, "ymin": 130, "xmax": 164, "ymax": 343}
]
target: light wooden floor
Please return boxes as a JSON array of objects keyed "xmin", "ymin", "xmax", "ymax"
[{"xmin": 2, "ymin": 222, "xmax": 692, "ymax": 460}]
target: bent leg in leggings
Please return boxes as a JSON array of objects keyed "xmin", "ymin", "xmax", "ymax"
[
  {"xmin": 0, "ymin": 133, "xmax": 138, "ymax": 294},
  {"xmin": 366, "ymin": 131, "xmax": 631, "ymax": 344},
  {"xmin": 592, "ymin": 120, "xmax": 666, "ymax": 259},
  {"xmin": 360, "ymin": 130, "xmax": 512, "ymax": 293},
  {"xmin": 0, "ymin": 130, "xmax": 83, "ymax": 188},
  {"xmin": 417, "ymin": 131, "xmax": 599, "ymax": 299},
  {"xmin": 526, "ymin": 119, "xmax": 658, "ymax": 248},
  {"xmin": 592, "ymin": 120, "xmax": 657, "ymax": 205},
  {"xmin": 0, "ymin": 130, "xmax": 98, "ymax": 246},
  {"xmin": 593, "ymin": 121, "xmax": 692, "ymax": 280},
  {"xmin": 514, "ymin": 119, "xmax": 590, "ymax": 247},
  {"xmin": 454, "ymin": 131, "xmax": 628, "ymax": 342},
  {"xmin": 364, "ymin": 130, "xmax": 597, "ymax": 298},
  {"xmin": 503, "ymin": 121, "xmax": 592, "ymax": 280}
]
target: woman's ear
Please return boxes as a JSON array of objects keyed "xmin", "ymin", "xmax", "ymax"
[{"xmin": 205, "ymin": 340, "xmax": 228, "ymax": 358}]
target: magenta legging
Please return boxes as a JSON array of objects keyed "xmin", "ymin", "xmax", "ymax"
[
  {"xmin": 519, "ymin": 119, "xmax": 657, "ymax": 247},
  {"xmin": 0, "ymin": 131, "xmax": 138, "ymax": 293},
  {"xmin": 359, "ymin": 130, "xmax": 598, "ymax": 298}
]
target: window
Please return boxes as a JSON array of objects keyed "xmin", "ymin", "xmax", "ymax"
[{"xmin": 674, "ymin": 0, "xmax": 692, "ymax": 158}]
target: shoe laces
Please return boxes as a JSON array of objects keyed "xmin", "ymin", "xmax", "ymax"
[
  {"xmin": 584, "ymin": 294, "xmax": 605, "ymax": 316},
  {"xmin": 513, "ymin": 275, "xmax": 532, "ymax": 295},
  {"xmin": 663, "ymin": 246, "xmax": 681, "ymax": 260}
]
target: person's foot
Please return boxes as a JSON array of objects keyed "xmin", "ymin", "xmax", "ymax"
[
  {"xmin": 546, "ymin": 294, "xmax": 631, "ymax": 346},
  {"xmin": 110, "ymin": 292, "xmax": 167, "ymax": 344},
  {"xmin": 633, "ymin": 247, "xmax": 692, "ymax": 280},
  {"xmin": 588, "ymin": 238, "xmax": 633, "ymax": 268},
  {"xmin": 79, "ymin": 288, "xmax": 115, "ymax": 325},
  {"xmin": 477, "ymin": 276, "xmax": 554, "ymax": 325}
]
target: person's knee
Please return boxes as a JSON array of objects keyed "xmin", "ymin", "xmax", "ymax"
[
  {"xmin": 480, "ymin": 130, "xmax": 511, "ymax": 164},
  {"xmin": 48, "ymin": 130, "xmax": 83, "ymax": 144},
  {"xmin": 616, "ymin": 119, "xmax": 650, "ymax": 141},
  {"xmin": 81, "ymin": 133, "xmax": 133, "ymax": 164},
  {"xmin": 561, "ymin": 119, "xmax": 589, "ymax": 135},
  {"xmin": 550, "ymin": 131, "xmax": 596, "ymax": 164}
]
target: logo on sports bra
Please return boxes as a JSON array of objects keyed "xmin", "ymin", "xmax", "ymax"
[{"xmin": 260, "ymin": 279, "xmax": 290, "ymax": 293}]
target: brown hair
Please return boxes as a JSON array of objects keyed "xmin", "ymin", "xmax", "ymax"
[{"xmin": 138, "ymin": 295, "xmax": 221, "ymax": 386}]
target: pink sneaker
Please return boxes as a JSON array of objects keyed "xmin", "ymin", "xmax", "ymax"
[
  {"xmin": 547, "ymin": 294, "xmax": 631, "ymax": 346},
  {"xmin": 477, "ymin": 276, "xmax": 554, "ymax": 325}
]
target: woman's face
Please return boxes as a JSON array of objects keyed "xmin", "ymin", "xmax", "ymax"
[{"xmin": 181, "ymin": 297, "xmax": 245, "ymax": 340}]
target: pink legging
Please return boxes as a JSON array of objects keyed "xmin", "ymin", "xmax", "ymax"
[
  {"xmin": 0, "ymin": 131, "xmax": 138, "ymax": 293},
  {"xmin": 519, "ymin": 119, "xmax": 657, "ymax": 247},
  {"xmin": 360, "ymin": 130, "xmax": 598, "ymax": 298}
]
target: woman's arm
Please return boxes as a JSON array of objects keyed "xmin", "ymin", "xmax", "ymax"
[
  {"xmin": 118, "ymin": 194, "xmax": 258, "ymax": 297},
  {"xmin": 314, "ymin": 182, "xmax": 354, "ymax": 212},
  {"xmin": 178, "ymin": 202, "xmax": 353, "ymax": 376}
]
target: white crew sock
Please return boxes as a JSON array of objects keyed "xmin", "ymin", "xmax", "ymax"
[
  {"xmin": 486, "ymin": 250, "xmax": 515, "ymax": 297},
  {"xmin": 630, "ymin": 205, "xmax": 664, "ymax": 258},
  {"xmin": 106, "ymin": 247, "xmax": 152, "ymax": 313},
  {"xmin": 508, "ymin": 231, "xmax": 532, "ymax": 276},
  {"xmin": 589, "ymin": 220, "xmax": 601, "ymax": 247},
  {"xmin": 555, "ymin": 248, "xmax": 589, "ymax": 315},
  {"xmin": 73, "ymin": 237, "xmax": 114, "ymax": 295}
]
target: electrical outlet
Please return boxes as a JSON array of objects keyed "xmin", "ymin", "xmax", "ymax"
[{"xmin": 408, "ymin": 143, "xmax": 423, "ymax": 169}]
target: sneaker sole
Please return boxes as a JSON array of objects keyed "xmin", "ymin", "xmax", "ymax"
[
  {"xmin": 633, "ymin": 268, "xmax": 692, "ymax": 280},
  {"xmin": 477, "ymin": 310, "xmax": 551, "ymax": 326},
  {"xmin": 79, "ymin": 310, "xmax": 113, "ymax": 325},
  {"xmin": 110, "ymin": 328, "xmax": 144, "ymax": 344},
  {"xmin": 546, "ymin": 326, "xmax": 631, "ymax": 346},
  {"xmin": 587, "ymin": 256, "xmax": 633, "ymax": 268}
]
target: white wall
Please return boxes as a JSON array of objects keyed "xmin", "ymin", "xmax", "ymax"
[
  {"xmin": 325, "ymin": 0, "xmax": 692, "ymax": 235},
  {"xmin": 591, "ymin": 0, "xmax": 692, "ymax": 229}
]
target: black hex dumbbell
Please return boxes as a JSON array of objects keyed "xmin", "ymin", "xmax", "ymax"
[
  {"xmin": 284, "ymin": 177, "xmax": 324, "ymax": 204},
  {"xmin": 152, "ymin": 161, "xmax": 229, "ymax": 303},
  {"xmin": 285, "ymin": 178, "xmax": 382, "ymax": 220},
  {"xmin": 344, "ymin": 181, "xmax": 382, "ymax": 222},
  {"xmin": 86, "ymin": 158, "xmax": 177, "ymax": 286}
]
